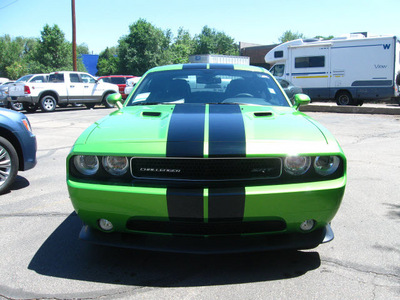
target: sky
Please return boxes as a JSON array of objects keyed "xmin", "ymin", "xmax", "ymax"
[{"xmin": 1, "ymin": 0, "xmax": 399, "ymax": 55}]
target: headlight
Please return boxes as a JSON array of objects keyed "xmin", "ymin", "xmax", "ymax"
[
  {"xmin": 73, "ymin": 155, "xmax": 99, "ymax": 175},
  {"xmin": 284, "ymin": 156, "xmax": 311, "ymax": 175},
  {"xmin": 102, "ymin": 156, "xmax": 129, "ymax": 176},
  {"xmin": 314, "ymin": 156, "xmax": 340, "ymax": 176}
]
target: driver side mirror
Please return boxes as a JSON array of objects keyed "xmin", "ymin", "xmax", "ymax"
[
  {"xmin": 293, "ymin": 94, "xmax": 311, "ymax": 110},
  {"xmin": 106, "ymin": 93, "xmax": 123, "ymax": 109}
]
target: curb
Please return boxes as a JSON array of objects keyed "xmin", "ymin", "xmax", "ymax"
[{"xmin": 300, "ymin": 103, "xmax": 400, "ymax": 115}]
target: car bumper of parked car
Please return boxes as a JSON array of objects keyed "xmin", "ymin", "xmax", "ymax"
[
  {"xmin": 20, "ymin": 133, "xmax": 37, "ymax": 171},
  {"xmin": 68, "ymin": 177, "xmax": 345, "ymax": 252},
  {"xmin": 7, "ymin": 96, "xmax": 34, "ymax": 103}
]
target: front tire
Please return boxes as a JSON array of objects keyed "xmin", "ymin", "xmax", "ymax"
[
  {"xmin": 0, "ymin": 137, "xmax": 19, "ymax": 194},
  {"xmin": 40, "ymin": 95, "xmax": 57, "ymax": 112}
]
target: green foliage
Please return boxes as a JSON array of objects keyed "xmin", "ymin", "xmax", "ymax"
[
  {"xmin": 5, "ymin": 61, "xmax": 29, "ymax": 79},
  {"xmin": 0, "ymin": 35, "xmax": 37, "ymax": 79},
  {"xmin": 0, "ymin": 26, "xmax": 87, "ymax": 79},
  {"xmin": 118, "ymin": 19, "xmax": 172, "ymax": 76},
  {"xmin": 27, "ymin": 24, "xmax": 74, "ymax": 73},
  {"xmin": 77, "ymin": 43, "xmax": 89, "ymax": 56},
  {"xmin": 314, "ymin": 35, "xmax": 334, "ymax": 40},
  {"xmin": 279, "ymin": 30, "xmax": 305, "ymax": 43},
  {"xmin": 169, "ymin": 28, "xmax": 194, "ymax": 64},
  {"xmin": 96, "ymin": 47, "xmax": 119, "ymax": 75},
  {"xmin": 193, "ymin": 26, "xmax": 238, "ymax": 55}
]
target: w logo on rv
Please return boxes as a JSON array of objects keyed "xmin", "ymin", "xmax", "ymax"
[{"xmin": 383, "ymin": 44, "xmax": 391, "ymax": 50}]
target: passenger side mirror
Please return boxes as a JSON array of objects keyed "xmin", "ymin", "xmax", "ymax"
[
  {"xmin": 293, "ymin": 94, "xmax": 311, "ymax": 110},
  {"xmin": 106, "ymin": 93, "xmax": 123, "ymax": 109}
]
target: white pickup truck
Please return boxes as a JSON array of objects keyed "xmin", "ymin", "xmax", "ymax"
[{"xmin": 8, "ymin": 71, "xmax": 119, "ymax": 112}]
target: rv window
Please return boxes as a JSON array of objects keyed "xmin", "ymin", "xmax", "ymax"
[
  {"xmin": 274, "ymin": 51, "xmax": 283, "ymax": 58},
  {"xmin": 295, "ymin": 56, "xmax": 325, "ymax": 68}
]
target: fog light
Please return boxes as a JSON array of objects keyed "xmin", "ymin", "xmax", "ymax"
[
  {"xmin": 300, "ymin": 219, "xmax": 315, "ymax": 231},
  {"xmin": 98, "ymin": 219, "xmax": 113, "ymax": 231}
]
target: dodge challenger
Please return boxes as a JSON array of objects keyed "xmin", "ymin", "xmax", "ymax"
[{"xmin": 67, "ymin": 64, "xmax": 346, "ymax": 253}]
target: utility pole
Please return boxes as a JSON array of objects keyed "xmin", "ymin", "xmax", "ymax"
[{"xmin": 72, "ymin": 0, "xmax": 77, "ymax": 71}]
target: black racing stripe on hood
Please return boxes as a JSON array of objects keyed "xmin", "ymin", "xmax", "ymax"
[
  {"xmin": 208, "ymin": 187, "xmax": 246, "ymax": 222},
  {"xmin": 167, "ymin": 188, "xmax": 204, "ymax": 222},
  {"xmin": 166, "ymin": 104, "xmax": 205, "ymax": 157},
  {"xmin": 208, "ymin": 104, "xmax": 246, "ymax": 157}
]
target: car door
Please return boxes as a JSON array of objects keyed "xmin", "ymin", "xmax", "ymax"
[
  {"xmin": 67, "ymin": 73, "xmax": 85, "ymax": 102},
  {"xmin": 80, "ymin": 73, "xmax": 100, "ymax": 101}
]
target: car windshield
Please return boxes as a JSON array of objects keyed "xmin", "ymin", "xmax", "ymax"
[{"xmin": 127, "ymin": 68, "xmax": 290, "ymax": 107}]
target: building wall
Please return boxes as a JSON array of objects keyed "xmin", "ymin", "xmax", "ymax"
[
  {"xmin": 81, "ymin": 54, "xmax": 99, "ymax": 76},
  {"xmin": 240, "ymin": 43, "xmax": 278, "ymax": 69}
]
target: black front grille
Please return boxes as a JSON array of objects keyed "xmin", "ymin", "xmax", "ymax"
[
  {"xmin": 131, "ymin": 157, "xmax": 282, "ymax": 181},
  {"xmin": 126, "ymin": 219, "xmax": 286, "ymax": 235}
]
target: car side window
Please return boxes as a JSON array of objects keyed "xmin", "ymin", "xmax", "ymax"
[
  {"xmin": 70, "ymin": 73, "xmax": 81, "ymax": 83},
  {"xmin": 81, "ymin": 74, "xmax": 96, "ymax": 84},
  {"xmin": 49, "ymin": 73, "xmax": 64, "ymax": 83},
  {"xmin": 31, "ymin": 76, "xmax": 46, "ymax": 82}
]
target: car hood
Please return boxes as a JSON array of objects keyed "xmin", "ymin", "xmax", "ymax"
[{"xmin": 73, "ymin": 104, "xmax": 341, "ymax": 156}]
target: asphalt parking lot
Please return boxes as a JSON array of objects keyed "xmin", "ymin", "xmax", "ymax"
[{"xmin": 0, "ymin": 105, "xmax": 399, "ymax": 299}]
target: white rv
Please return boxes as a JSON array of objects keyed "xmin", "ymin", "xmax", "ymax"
[{"xmin": 265, "ymin": 34, "xmax": 400, "ymax": 105}]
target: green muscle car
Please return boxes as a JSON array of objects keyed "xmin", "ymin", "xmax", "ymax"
[{"xmin": 67, "ymin": 64, "xmax": 346, "ymax": 253}]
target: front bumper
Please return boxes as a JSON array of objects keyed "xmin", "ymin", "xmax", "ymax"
[
  {"xmin": 68, "ymin": 177, "xmax": 345, "ymax": 252},
  {"xmin": 79, "ymin": 223, "xmax": 334, "ymax": 254}
]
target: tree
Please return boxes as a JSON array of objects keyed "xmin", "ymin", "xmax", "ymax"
[
  {"xmin": 5, "ymin": 61, "xmax": 28, "ymax": 79},
  {"xmin": 77, "ymin": 43, "xmax": 89, "ymax": 56},
  {"xmin": 27, "ymin": 24, "xmax": 86, "ymax": 73},
  {"xmin": 193, "ymin": 26, "xmax": 238, "ymax": 55},
  {"xmin": 118, "ymin": 19, "xmax": 172, "ymax": 75},
  {"xmin": 0, "ymin": 35, "xmax": 37, "ymax": 79},
  {"xmin": 278, "ymin": 30, "xmax": 305, "ymax": 43},
  {"xmin": 169, "ymin": 28, "xmax": 194, "ymax": 64},
  {"xmin": 314, "ymin": 35, "xmax": 334, "ymax": 40},
  {"xmin": 96, "ymin": 47, "xmax": 119, "ymax": 75}
]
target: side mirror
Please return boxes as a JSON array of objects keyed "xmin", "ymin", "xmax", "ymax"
[
  {"xmin": 106, "ymin": 93, "xmax": 123, "ymax": 109},
  {"xmin": 293, "ymin": 93, "xmax": 311, "ymax": 110}
]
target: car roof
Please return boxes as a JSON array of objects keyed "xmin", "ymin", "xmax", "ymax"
[
  {"xmin": 98, "ymin": 75, "xmax": 134, "ymax": 78},
  {"xmin": 146, "ymin": 63, "xmax": 269, "ymax": 74}
]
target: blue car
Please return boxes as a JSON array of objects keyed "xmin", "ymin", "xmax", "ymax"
[{"xmin": 0, "ymin": 108, "xmax": 37, "ymax": 194}]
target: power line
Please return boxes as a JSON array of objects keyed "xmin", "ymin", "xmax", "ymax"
[{"xmin": 0, "ymin": 0, "xmax": 18, "ymax": 10}]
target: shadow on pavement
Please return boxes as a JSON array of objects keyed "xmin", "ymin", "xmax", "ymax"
[
  {"xmin": 28, "ymin": 212, "xmax": 321, "ymax": 287},
  {"xmin": 9, "ymin": 175, "xmax": 30, "ymax": 192}
]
